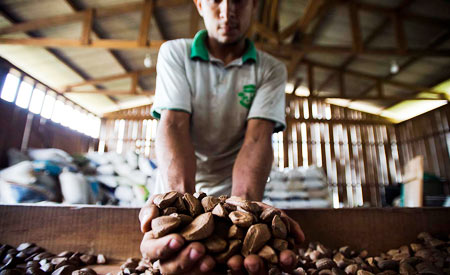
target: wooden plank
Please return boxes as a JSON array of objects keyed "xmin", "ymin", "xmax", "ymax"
[
  {"xmin": 348, "ymin": 2, "xmax": 363, "ymax": 53},
  {"xmin": 81, "ymin": 9, "xmax": 94, "ymax": 45},
  {"xmin": 65, "ymin": 90, "xmax": 154, "ymax": 96},
  {"xmin": 328, "ymin": 123, "xmax": 339, "ymax": 204},
  {"xmin": 0, "ymin": 1, "xmax": 188, "ymax": 35},
  {"xmin": 138, "ymin": 0, "xmax": 154, "ymax": 47},
  {"xmin": 307, "ymin": 122, "xmax": 313, "ymax": 167},
  {"xmin": 297, "ymin": 122, "xmax": 303, "ymax": 167},
  {"xmin": 392, "ymin": 12, "xmax": 407, "ymax": 54},
  {"xmin": 283, "ymin": 127, "xmax": 289, "ymax": 168},
  {"xmin": 65, "ymin": 67, "xmax": 156, "ymax": 89},
  {"xmin": 0, "ymin": 37, "xmax": 165, "ymax": 50},
  {"xmin": 308, "ymin": 63, "xmax": 315, "ymax": 96},
  {"xmin": 0, "ymin": 13, "xmax": 84, "ymax": 35}
]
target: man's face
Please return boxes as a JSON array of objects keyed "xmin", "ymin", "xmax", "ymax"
[{"xmin": 196, "ymin": 0, "xmax": 256, "ymax": 44}]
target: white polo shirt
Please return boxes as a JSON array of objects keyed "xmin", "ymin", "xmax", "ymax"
[{"xmin": 151, "ymin": 30, "xmax": 287, "ymax": 196}]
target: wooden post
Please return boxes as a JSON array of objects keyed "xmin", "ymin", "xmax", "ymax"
[
  {"xmin": 81, "ymin": 9, "xmax": 94, "ymax": 45},
  {"xmin": 139, "ymin": 0, "xmax": 153, "ymax": 46},
  {"xmin": 349, "ymin": 2, "xmax": 363, "ymax": 53},
  {"xmin": 392, "ymin": 12, "xmax": 407, "ymax": 54}
]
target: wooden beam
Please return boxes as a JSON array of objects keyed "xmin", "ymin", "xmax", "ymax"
[
  {"xmin": 303, "ymin": 59, "xmax": 447, "ymax": 95},
  {"xmin": 287, "ymin": 53, "xmax": 304, "ymax": 80},
  {"xmin": 378, "ymin": 30, "xmax": 450, "ymax": 111},
  {"xmin": 131, "ymin": 73, "xmax": 138, "ymax": 94},
  {"xmin": 65, "ymin": 90, "xmax": 155, "ymax": 95},
  {"xmin": 0, "ymin": 37, "xmax": 164, "ymax": 49},
  {"xmin": 253, "ymin": 22, "xmax": 279, "ymax": 43},
  {"xmin": 286, "ymin": 116, "xmax": 392, "ymax": 126},
  {"xmin": 376, "ymin": 80, "xmax": 383, "ymax": 99},
  {"xmin": 0, "ymin": 13, "xmax": 83, "ymax": 35},
  {"xmin": 65, "ymin": 67, "xmax": 156, "ymax": 89},
  {"xmin": 81, "ymin": 9, "xmax": 94, "ymax": 45},
  {"xmin": 392, "ymin": 12, "xmax": 407, "ymax": 54},
  {"xmin": 308, "ymin": 63, "xmax": 314, "ymax": 96},
  {"xmin": 279, "ymin": 0, "xmax": 325, "ymax": 41},
  {"xmin": 139, "ymin": 0, "xmax": 154, "ymax": 46},
  {"xmin": 348, "ymin": 2, "xmax": 363, "ymax": 53},
  {"xmin": 0, "ymin": 0, "xmax": 188, "ymax": 35},
  {"xmin": 0, "ymin": 4, "xmax": 109, "ymax": 104},
  {"xmin": 355, "ymin": 2, "xmax": 450, "ymax": 28},
  {"xmin": 257, "ymin": 43, "xmax": 450, "ymax": 57},
  {"xmin": 287, "ymin": 94, "xmax": 447, "ymax": 102},
  {"xmin": 190, "ymin": 2, "xmax": 201, "ymax": 37},
  {"xmin": 338, "ymin": 72, "xmax": 345, "ymax": 97},
  {"xmin": 317, "ymin": 18, "xmax": 390, "ymax": 92}
]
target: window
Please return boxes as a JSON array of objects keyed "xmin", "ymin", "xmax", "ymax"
[
  {"xmin": 1, "ymin": 73, "xmax": 20, "ymax": 102},
  {"xmin": 41, "ymin": 94, "xmax": 56, "ymax": 119},
  {"xmin": 15, "ymin": 80, "xmax": 34, "ymax": 109},
  {"xmin": 29, "ymin": 87, "xmax": 46, "ymax": 114},
  {"xmin": 61, "ymin": 104, "xmax": 73, "ymax": 127},
  {"xmin": 51, "ymin": 99, "xmax": 65, "ymax": 123}
]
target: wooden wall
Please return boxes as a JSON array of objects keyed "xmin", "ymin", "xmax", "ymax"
[
  {"xmin": 100, "ymin": 101, "xmax": 449, "ymax": 207},
  {"xmin": 282, "ymin": 98, "xmax": 400, "ymax": 207},
  {"xmin": 395, "ymin": 104, "xmax": 450, "ymax": 183},
  {"xmin": 0, "ymin": 99, "xmax": 97, "ymax": 168}
]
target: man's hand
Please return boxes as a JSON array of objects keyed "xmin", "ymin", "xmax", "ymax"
[
  {"xmin": 139, "ymin": 195, "xmax": 216, "ymax": 274},
  {"xmin": 139, "ymin": 195, "xmax": 305, "ymax": 274},
  {"xmin": 226, "ymin": 201, "xmax": 305, "ymax": 275}
]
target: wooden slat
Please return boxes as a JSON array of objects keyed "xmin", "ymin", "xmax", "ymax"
[
  {"xmin": 392, "ymin": 12, "xmax": 407, "ymax": 54},
  {"xmin": 139, "ymin": 0, "xmax": 154, "ymax": 47},
  {"xmin": 348, "ymin": 2, "xmax": 363, "ymax": 53},
  {"xmin": 81, "ymin": 9, "xmax": 94, "ymax": 45}
]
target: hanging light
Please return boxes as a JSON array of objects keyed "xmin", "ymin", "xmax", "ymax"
[
  {"xmin": 390, "ymin": 60, "xmax": 399, "ymax": 74},
  {"xmin": 144, "ymin": 53, "xmax": 152, "ymax": 68}
]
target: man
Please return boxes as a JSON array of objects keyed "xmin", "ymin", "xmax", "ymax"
[{"xmin": 140, "ymin": 0, "xmax": 304, "ymax": 273}]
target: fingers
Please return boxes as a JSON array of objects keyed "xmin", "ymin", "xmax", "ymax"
[
  {"xmin": 279, "ymin": 249, "xmax": 297, "ymax": 273},
  {"xmin": 140, "ymin": 233, "xmax": 185, "ymax": 261},
  {"xmin": 139, "ymin": 195, "xmax": 160, "ymax": 233},
  {"xmin": 227, "ymin": 254, "xmax": 245, "ymax": 275},
  {"xmin": 244, "ymin": 254, "xmax": 266, "ymax": 275},
  {"xmin": 287, "ymin": 215, "xmax": 305, "ymax": 243},
  {"xmin": 159, "ymin": 242, "xmax": 206, "ymax": 274}
]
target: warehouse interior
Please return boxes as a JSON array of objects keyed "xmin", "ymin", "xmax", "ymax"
[
  {"xmin": 0, "ymin": 0, "xmax": 450, "ymax": 274},
  {"xmin": 0, "ymin": 0, "xmax": 449, "ymax": 209}
]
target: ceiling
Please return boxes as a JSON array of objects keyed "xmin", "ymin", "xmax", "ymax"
[{"xmin": 0, "ymin": 0, "xmax": 449, "ymax": 121}]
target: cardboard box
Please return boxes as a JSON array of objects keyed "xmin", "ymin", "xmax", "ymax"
[{"xmin": 0, "ymin": 204, "xmax": 449, "ymax": 273}]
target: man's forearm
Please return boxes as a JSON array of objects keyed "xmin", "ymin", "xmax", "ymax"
[
  {"xmin": 155, "ymin": 113, "xmax": 196, "ymax": 194},
  {"xmin": 231, "ymin": 137, "xmax": 273, "ymax": 201}
]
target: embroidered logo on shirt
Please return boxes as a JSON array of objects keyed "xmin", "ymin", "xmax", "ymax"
[{"xmin": 238, "ymin": 84, "xmax": 256, "ymax": 109}]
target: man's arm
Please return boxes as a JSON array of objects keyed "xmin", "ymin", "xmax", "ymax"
[
  {"xmin": 155, "ymin": 109, "xmax": 196, "ymax": 194},
  {"xmin": 231, "ymin": 118, "xmax": 275, "ymax": 201}
]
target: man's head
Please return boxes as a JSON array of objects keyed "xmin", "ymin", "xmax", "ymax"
[{"xmin": 194, "ymin": 0, "xmax": 257, "ymax": 45}]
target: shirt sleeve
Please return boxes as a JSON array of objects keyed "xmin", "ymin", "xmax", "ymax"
[
  {"xmin": 151, "ymin": 41, "xmax": 192, "ymax": 119},
  {"xmin": 247, "ymin": 61, "xmax": 287, "ymax": 132}
]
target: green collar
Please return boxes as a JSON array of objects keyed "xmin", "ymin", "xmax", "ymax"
[{"xmin": 190, "ymin": 29, "xmax": 257, "ymax": 63}]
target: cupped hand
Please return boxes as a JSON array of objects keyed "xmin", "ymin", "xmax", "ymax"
[{"xmin": 139, "ymin": 195, "xmax": 215, "ymax": 274}]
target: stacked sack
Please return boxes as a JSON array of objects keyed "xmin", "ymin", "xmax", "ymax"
[{"xmin": 263, "ymin": 166, "xmax": 331, "ymax": 208}]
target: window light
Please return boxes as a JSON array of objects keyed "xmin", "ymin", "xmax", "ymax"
[
  {"xmin": 41, "ymin": 94, "xmax": 56, "ymax": 119},
  {"xmin": 51, "ymin": 100, "xmax": 65, "ymax": 123},
  {"xmin": 0, "ymin": 73, "xmax": 20, "ymax": 102},
  {"xmin": 29, "ymin": 88, "xmax": 45, "ymax": 114},
  {"xmin": 15, "ymin": 81, "xmax": 33, "ymax": 109},
  {"xmin": 61, "ymin": 104, "xmax": 73, "ymax": 127}
]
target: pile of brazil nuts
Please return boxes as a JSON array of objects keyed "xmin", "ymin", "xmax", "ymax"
[
  {"xmin": 290, "ymin": 231, "xmax": 449, "ymax": 275},
  {"xmin": 145, "ymin": 191, "xmax": 297, "ymax": 272},
  {"xmin": 0, "ymin": 242, "xmax": 107, "ymax": 275}
]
